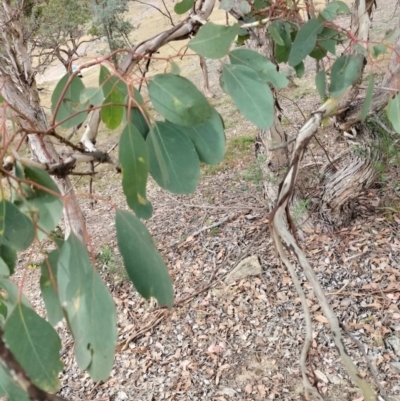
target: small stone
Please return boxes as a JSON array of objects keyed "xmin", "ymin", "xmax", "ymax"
[{"xmin": 225, "ymin": 255, "xmax": 262, "ymax": 284}]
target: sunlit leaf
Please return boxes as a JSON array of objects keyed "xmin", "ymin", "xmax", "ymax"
[
  {"xmin": 371, "ymin": 44, "xmax": 387, "ymax": 59},
  {"xmin": 57, "ymin": 234, "xmax": 117, "ymax": 381},
  {"xmin": 116, "ymin": 210, "xmax": 173, "ymax": 307},
  {"xmin": 329, "ymin": 55, "xmax": 363, "ymax": 98},
  {"xmin": 239, "ymin": 0, "xmax": 251, "ymax": 14},
  {"xmin": 80, "ymin": 87, "xmax": 104, "ymax": 106},
  {"xmin": 288, "ymin": 19, "xmax": 323, "ymax": 67},
  {"xmin": 148, "ymin": 74, "xmax": 212, "ymax": 127},
  {"xmin": 188, "ymin": 22, "xmax": 240, "ymax": 59},
  {"xmin": 361, "ymin": 75, "xmax": 375, "ymax": 121},
  {"xmin": 222, "ymin": 64, "xmax": 274, "ymax": 129},
  {"xmin": 147, "ymin": 122, "xmax": 200, "ymax": 193},
  {"xmin": 101, "ymin": 88, "xmax": 124, "ymax": 130},
  {"xmin": 4, "ymin": 303, "xmax": 63, "ymax": 392},
  {"xmin": 119, "ymin": 124, "xmax": 152, "ymax": 219},
  {"xmin": 99, "ymin": 65, "xmax": 127, "ymax": 98}
]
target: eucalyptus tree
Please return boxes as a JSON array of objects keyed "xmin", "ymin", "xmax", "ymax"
[{"xmin": 0, "ymin": 0, "xmax": 399, "ymax": 400}]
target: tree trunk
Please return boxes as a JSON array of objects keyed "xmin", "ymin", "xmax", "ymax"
[
  {"xmin": 318, "ymin": 1, "xmax": 397, "ymax": 226},
  {"xmin": 246, "ymin": 28, "xmax": 289, "ymax": 208}
]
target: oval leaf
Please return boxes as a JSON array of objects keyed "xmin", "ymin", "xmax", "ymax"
[
  {"xmin": 183, "ymin": 109, "xmax": 225, "ymax": 165},
  {"xmin": 0, "ymin": 366, "xmax": 30, "ymax": 401},
  {"xmin": 101, "ymin": 88, "xmax": 124, "ymax": 130},
  {"xmin": 125, "ymin": 107, "xmax": 150, "ymax": 138},
  {"xmin": 222, "ymin": 64, "xmax": 274, "ymax": 129},
  {"xmin": 288, "ymin": 19, "xmax": 323, "ymax": 67},
  {"xmin": 174, "ymin": 0, "xmax": 194, "ymax": 14},
  {"xmin": 116, "ymin": 210, "xmax": 173, "ymax": 308},
  {"xmin": 315, "ymin": 70, "xmax": 327, "ymax": 100},
  {"xmin": 80, "ymin": 87, "xmax": 104, "ymax": 106},
  {"xmin": 229, "ymin": 48, "xmax": 288, "ymax": 89},
  {"xmin": 3, "ymin": 302, "xmax": 63, "ymax": 392},
  {"xmin": 147, "ymin": 122, "xmax": 200, "ymax": 194},
  {"xmin": 321, "ymin": 1, "xmax": 350, "ymax": 21},
  {"xmin": 57, "ymin": 234, "xmax": 117, "ymax": 381},
  {"xmin": 329, "ymin": 55, "xmax": 363, "ymax": 98},
  {"xmin": 51, "ymin": 74, "xmax": 88, "ymax": 128},
  {"xmin": 119, "ymin": 124, "xmax": 152, "ymax": 219},
  {"xmin": 188, "ymin": 22, "xmax": 240, "ymax": 59},
  {"xmin": 1, "ymin": 201, "xmax": 34, "ymax": 251},
  {"xmin": 148, "ymin": 74, "xmax": 212, "ymax": 127}
]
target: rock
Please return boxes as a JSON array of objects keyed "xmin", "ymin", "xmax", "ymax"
[
  {"xmin": 225, "ymin": 255, "xmax": 262, "ymax": 284},
  {"xmin": 386, "ymin": 333, "xmax": 400, "ymax": 356},
  {"xmin": 116, "ymin": 391, "xmax": 128, "ymax": 401}
]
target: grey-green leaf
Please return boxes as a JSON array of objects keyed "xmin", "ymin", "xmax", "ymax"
[
  {"xmin": 182, "ymin": 109, "xmax": 225, "ymax": 165},
  {"xmin": 288, "ymin": 19, "xmax": 324, "ymax": 67},
  {"xmin": 148, "ymin": 74, "xmax": 212, "ymax": 127},
  {"xmin": 3, "ymin": 303, "xmax": 63, "ymax": 392},
  {"xmin": 229, "ymin": 48, "xmax": 288, "ymax": 89},
  {"xmin": 51, "ymin": 74, "xmax": 88, "ymax": 129},
  {"xmin": 147, "ymin": 122, "xmax": 200, "ymax": 194},
  {"xmin": 361, "ymin": 75, "xmax": 375, "ymax": 121},
  {"xmin": 21, "ymin": 167, "xmax": 63, "ymax": 241},
  {"xmin": 329, "ymin": 55, "xmax": 363, "ymax": 98},
  {"xmin": 119, "ymin": 124, "xmax": 152, "ymax": 219},
  {"xmin": 0, "ymin": 366, "xmax": 30, "ymax": 401},
  {"xmin": 57, "ymin": 234, "xmax": 117, "ymax": 381},
  {"xmin": 1, "ymin": 201, "xmax": 34, "ymax": 251},
  {"xmin": 174, "ymin": 0, "xmax": 194, "ymax": 14},
  {"xmin": 116, "ymin": 210, "xmax": 174, "ymax": 308},
  {"xmin": 315, "ymin": 70, "xmax": 327, "ymax": 100},
  {"xmin": 388, "ymin": 93, "xmax": 400, "ymax": 133},
  {"xmin": 320, "ymin": 0, "xmax": 351, "ymax": 21},
  {"xmin": 101, "ymin": 88, "xmax": 124, "ymax": 130},
  {"xmin": 40, "ymin": 249, "xmax": 63, "ymax": 326},
  {"xmin": 188, "ymin": 22, "xmax": 240, "ymax": 59},
  {"xmin": 222, "ymin": 64, "xmax": 274, "ymax": 129}
]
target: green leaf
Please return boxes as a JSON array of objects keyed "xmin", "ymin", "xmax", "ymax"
[
  {"xmin": 51, "ymin": 74, "xmax": 89, "ymax": 129},
  {"xmin": 1, "ymin": 201, "xmax": 34, "ymax": 251},
  {"xmin": 57, "ymin": 234, "xmax": 117, "ymax": 381},
  {"xmin": 309, "ymin": 45, "xmax": 327, "ymax": 60},
  {"xmin": 229, "ymin": 48, "xmax": 288, "ymax": 89},
  {"xmin": 148, "ymin": 74, "xmax": 212, "ymax": 127},
  {"xmin": 0, "ymin": 245, "xmax": 16, "ymax": 276},
  {"xmin": 268, "ymin": 24, "xmax": 284, "ymax": 46},
  {"xmin": 294, "ymin": 62, "xmax": 305, "ymax": 78},
  {"xmin": 0, "ymin": 279, "xmax": 32, "ymax": 316},
  {"xmin": 315, "ymin": 70, "xmax": 327, "ymax": 100},
  {"xmin": 79, "ymin": 87, "xmax": 104, "ymax": 106},
  {"xmin": 116, "ymin": 210, "xmax": 173, "ymax": 307},
  {"xmin": 188, "ymin": 22, "xmax": 240, "ymax": 59},
  {"xmin": 182, "ymin": 109, "xmax": 225, "ymax": 165},
  {"xmin": 388, "ymin": 93, "xmax": 400, "ymax": 133},
  {"xmin": 99, "ymin": 65, "xmax": 127, "ymax": 98},
  {"xmin": 119, "ymin": 124, "xmax": 152, "ymax": 219},
  {"xmin": 101, "ymin": 88, "xmax": 124, "ymax": 130},
  {"xmin": 361, "ymin": 75, "xmax": 375, "ymax": 122},
  {"xmin": 320, "ymin": 1, "xmax": 350, "ymax": 21},
  {"xmin": 125, "ymin": 107, "xmax": 150, "ymax": 138},
  {"xmin": 239, "ymin": 0, "xmax": 251, "ymax": 14},
  {"xmin": 288, "ymin": 19, "xmax": 324, "ymax": 67},
  {"xmin": 40, "ymin": 249, "xmax": 63, "ymax": 326},
  {"xmin": 20, "ymin": 167, "xmax": 63, "ymax": 241},
  {"xmin": 318, "ymin": 28, "xmax": 338, "ymax": 55},
  {"xmin": 219, "ymin": 0, "xmax": 234, "ymax": 11},
  {"xmin": 174, "ymin": 0, "xmax": 194, "ymax": 14},
  {"xmin": 222, "ymin": 64, "xmax": 274, "ymax": 129},
  {"xmin": 329, "ymin": 55, "xmax": 363, "ymax": 98},
  {"xmin": 147, "ymin": 122, "xmax": 200, "ymax": 194},
  {"xmin": 371, "ymin": 44, "xmax": 387, "ymax": 59},
  {"xmin": 0, "ymin": 94, "xmax": 4, "ymax": 104},
  {"xmin": 0, "ymin": 366, "xmax": 30, "ymax": 401},
  {"xmin": 3, "ymin": 302, "xmax": 63, "ymax": 392},
  {"xmin": 272, "ymin": 21, "xmax": 292, "ymax": 63}
]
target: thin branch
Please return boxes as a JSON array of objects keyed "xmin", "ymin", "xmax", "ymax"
[{"xmin": 132, "ymin": 0, "xmax": 174, "ymax": 25}]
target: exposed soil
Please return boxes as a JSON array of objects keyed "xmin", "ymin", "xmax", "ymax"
[{"xmin": 12, "ymin": 0, "xmax": 400, "ymax": 400}]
